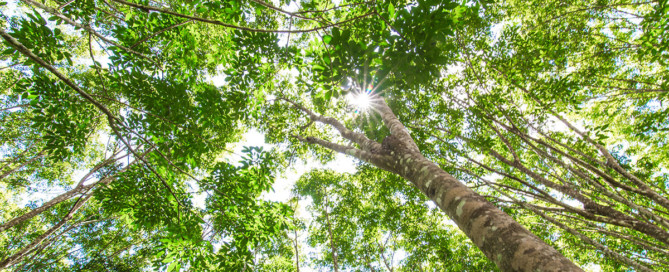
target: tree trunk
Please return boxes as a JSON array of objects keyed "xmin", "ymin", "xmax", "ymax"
[
  {"xmin": 0, "ymin": 158, "xmax": 130, "ymax": 232},
  {"xmin": 378, "ymin": 138, "xmax": 580, "ymax": 271},
  {"xmin": 0, "ymin": 151, "xmax": 44, "ymax": 181},
  {"xmin": 0, "ymin": 193, "xmax": 92, "ymax": 269},
  {"xmin": 363, "ymin": 250, "xmax": 377, "ymax": 272},
  {"xmin": 366, "ymin": 101, "xmax": 582, "ymax": 271},
  {"xmin": 293, "ymin": 228, "xmax": 300, "ymax": 272},
  {"xmin": 376, "ymin": 240, "xmax": 393, "ymax": 272},
  {"xmin": 323, "ymin": 194, "xmax": 340, "ymax": 272},
  {"xmin": 0, "ymin": 185, "xmax": 83, "ymax": 232},
  {"xmin": 292, "ymin": 97, "xmax": 583, "ymax": 271}
]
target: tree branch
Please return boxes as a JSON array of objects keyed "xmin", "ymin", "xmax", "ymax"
[
  {"xmin": 110, "ymin": 0, "xmax": 374, "ymax": 34},
  {"xmin": 280, "ymin": 97, "xmax": 382, "ymax": 152}
]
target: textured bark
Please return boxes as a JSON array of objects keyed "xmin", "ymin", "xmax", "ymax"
[
  {"xmin": 292, "ymin": 97, "xmax": 583, "ymax": 271},
  {"xmin": 512, "ymin": 197, "xmax": 655, "ymax": 272},
  {"xmin": 381, "ymin": 140, "xmax": 581, "ymax": 271},
  {"xmin": 376, "ymin": 100, "xmax": 581, "ymax": 271}
]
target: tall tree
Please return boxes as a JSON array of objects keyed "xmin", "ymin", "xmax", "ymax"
[{"xmin": 0, "ymin": 0, "xmax": 667, "ymax": 271}]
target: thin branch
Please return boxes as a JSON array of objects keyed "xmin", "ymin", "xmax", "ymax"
[
  {"xmin": 0, "ymin": 103, "xmax": 30, "ymax": 112},
  {"xmin": 279, "ymin": 97, "xmax": 382, "ymax": 152},
  {"xmin": 247, "ymin": 0, "xmax": 319, "ymax": 22},
  {"xmin": 292, "ymin": 134, "xmax": 389, "ymax": 169},
  {"xmin": 130, "ymin": 19, "xmax": 193, "ymax": 49},
  {"xmin": 110, "ymin": 0, "xmax": 375, "ymax": 34},
  {"xmin": 295, "ymin": 1, "xmax": 374, "ymax": 14},
  {"xmin": 57, "ymin": 0, "xmax": 76, "ymax": 9},
  {"xmin": 23, "ymin": 0, "xmax": 160, "ymax": 66}
]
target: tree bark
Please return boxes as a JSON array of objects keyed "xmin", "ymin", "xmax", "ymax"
[
  {"xmin": 377, "ymin": 138, "xmax": 580, "ymax": 271},
  {"xmin": 0, "ymin": 185, "xmax": 85, "ymax": 232},
  {"xmin": 290, "ymin": 97, "xmax": 583, "ymax": 271},
  {"xmin": 372, "ymin": 101, "xmax": 581, "ymax": 271}
]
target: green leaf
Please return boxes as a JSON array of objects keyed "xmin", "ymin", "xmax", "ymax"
[
  {"xmin": 166, "ymin": 262, "xmax": 177, "ymax": 272},
  {"xmin": 324, "ymin": 90, "xmax": 332, "ymax": 101},
  {"xmin": 389, "ymin": 3, "xmax": 396, "ymax": 20},
  {"xmin": 323, "ymin": 35, "xmax": 332, "ymax": 44}
]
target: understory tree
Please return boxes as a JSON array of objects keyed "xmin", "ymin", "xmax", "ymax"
[{"xmin": 0, "ymin": 0, "xmax": 667, "ymax": 271}]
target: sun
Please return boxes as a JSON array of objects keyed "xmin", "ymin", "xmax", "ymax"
[
  {"xmin": 350, "ymin": 90, "xmax": 372, "ymax": 110},
  {"xmin": 347, "ymin": 83, "xmax": 375, "ymax": 112}
]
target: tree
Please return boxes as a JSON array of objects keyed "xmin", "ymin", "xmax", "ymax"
[{"xmin": 0, "ymin": 0, "xmax": 667, "ymax": 271}]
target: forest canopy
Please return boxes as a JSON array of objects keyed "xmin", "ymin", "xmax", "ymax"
[{"xmin": 0, "ymin": 0, "xmax": 668, "ymax": 271}]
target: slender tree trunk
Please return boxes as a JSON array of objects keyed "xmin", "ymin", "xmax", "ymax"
[
  {"xmin": 290, "ymin": 198, "xmax": 300, "ymax": 272},
  {"xmin": 110, "ymin": 243, "xmax": 134, "ymax": 258},
  {"xmin": 0, "ymin": 150, "xmax": 44, "ymax": 181},
  {"xmin": 292, "ymin": 228, "xmax": 300, "ymax": 272},
  {"xmin": 0, "ymin": 157, "xmax": 130, "ymax": 232},
  {"xmin": 498, "ymin": 73, "xmax": 669, "ymax": 210},
  {"xmin": 0, "ymin": 142, "xmax": 36, "ymax": 172},
  {"xmin": 376, "ymin": 240, "xmax": 393, "ymax": 272},
  {"xmin": 323, "ymin": 194, "xmax": 340, "ymax": 272},
  {"xmin": 485, "ymin": 147, "xmax": 669, "ymax": 244},
  {"xmin": 379, "ymin": 251, "xmax": 393, "ymax": 272},
  {"xmin": 0, "ymin": 193, "xmax": 92, "ymax": 269},
  {"xmin": 416, "ymin": 264, "xmax": 426, "ymax": 272},
  {"xmin": 18, "ymin": 216, "xmax": 102, "ymax": 271},
  {"xmin": 0, "ymin": 186, "xmax": 83, "ymax": 232},
  {"xmin": 363, "ymin": 250, "xmax": 377, "ymax": 272}
]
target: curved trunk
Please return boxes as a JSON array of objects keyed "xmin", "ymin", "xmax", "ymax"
[
  {"xmin": 0, "ymin": 185, "xmax": 83, "ymax": 232},
  {"xmin": 366, "ymin": 101, "xmax": 582, "ymax": 272},
  {"xmin": 0, "ymin": 158, "xmax": 130, "ymax": 233}
]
